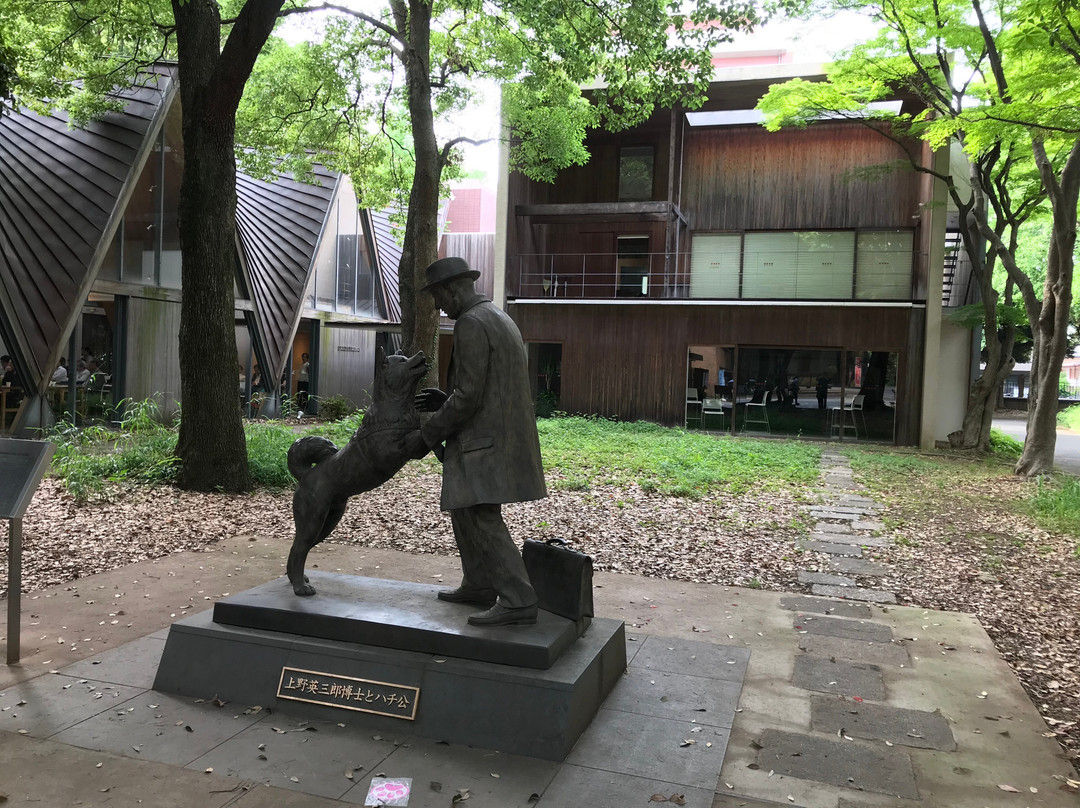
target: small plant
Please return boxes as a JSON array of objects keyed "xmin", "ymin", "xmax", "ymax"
[
  {"xmin": 988, "ymin": 428, "xmax": 1023, "ymax": 460},
  {"xmin": 316, "ymin": 394, "xmax": 356, "ymax": 421},
  {"xmin": 1030, "ymin": 475, "xmax": 1080, "ymax": 539},
  {"xmin": 535, "ymin": 389, "xmax": 559, "ymax": 418}
]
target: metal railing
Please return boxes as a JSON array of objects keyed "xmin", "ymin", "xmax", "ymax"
[{"xmin": 510, "ymin": 250, "xmax": 915, "ymax": 302}]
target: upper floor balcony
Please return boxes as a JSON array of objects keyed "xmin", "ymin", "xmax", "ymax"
[{"xmin": 508, "ymin": 229, "xmax": 920, "ymax": 303}]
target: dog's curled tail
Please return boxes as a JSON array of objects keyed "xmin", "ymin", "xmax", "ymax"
[{"xmin": 288, "ymin": 435, "xmax": 340, "ymax": 481}]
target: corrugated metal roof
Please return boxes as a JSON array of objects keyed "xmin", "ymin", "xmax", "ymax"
[
  {"xmin": 0, "ymin": 68, "xmax": 174, "ymax": 384},
  {"xmin": 369, "ymin": 208, "xmax": 403, "ymax": 324},
  {"xmin": 236, "ymin": 165, "xmax": 337, "ymax": 380}
]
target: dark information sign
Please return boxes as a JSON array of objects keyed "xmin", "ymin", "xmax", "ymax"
[
  {"xmin": 276, "ymin": 666, "xmax": 419, "ymax": 720},
  {"xmin": 0, "ymin": 439, "xmax": 54, "ymax": 519}
]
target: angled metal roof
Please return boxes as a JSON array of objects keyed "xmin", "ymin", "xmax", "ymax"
[
  {"xmin": 369, "ymin": 209, "xmax": 403, "ymax": 324},
  {"xmin": 236, "ymin": 165, "xmax": 338, "ymax": 380},
  {"xmin": 0, "ymin": 68, "xmax": 175, "ymax": 387}
]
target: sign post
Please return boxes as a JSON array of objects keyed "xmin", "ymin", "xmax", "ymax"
[{"xmin": 1, "ymin": 439, "xmax": 55, "ymax": 664}]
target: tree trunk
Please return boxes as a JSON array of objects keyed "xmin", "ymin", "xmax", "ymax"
[
  {"xmin": 171, "ymin": 0, "xmax": 284, "ymax": 491},
  {"xmin": 1015, "ymin": 139, "xmax": 1079, "ymax": 476},
  {"xmin": 394, "ymin": 0, "xmax": 441, "ymax": 383}
]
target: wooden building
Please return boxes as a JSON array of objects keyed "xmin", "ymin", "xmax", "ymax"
[
  {"xmin": 0, "ymin": 66, "xmax": 402, "ymax": 434},
  {"xmin": 499, "ymin": 63, "xmax": 973, "ymax": 446}
]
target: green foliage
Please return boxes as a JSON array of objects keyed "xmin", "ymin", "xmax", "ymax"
[
  {"xmin": 535, "ymin": 390, "xmax": 559, "ymax": 418},
  {"xmin": 1059, "ymin": 404, "xmax": 1080, "ymax": 430},
  {"xmin": 315, "ymin": 394, "xmax": 357, "ymax": 422},
  {"xmin": 989, "ymin": 428, "xmax": 1024, "ymax": 460},
  {"xmin": 536, "ymin": 416, "xmax": 821, "ymax": 498},
  {"xmin": 1029, "ymin": 476, "xmax": 1080, "ymax": 539},
  {"xmin": 244, "ymin": 421, "xmax": 300, "ymax": 488}
]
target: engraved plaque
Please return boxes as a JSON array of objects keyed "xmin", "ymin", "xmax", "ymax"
[{"xmin": 276, "ymin": 666, "xmax": 419, "ymax": 720}]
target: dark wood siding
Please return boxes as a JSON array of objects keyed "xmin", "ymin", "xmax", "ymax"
[
  {"xmin": 510, "ymin": 302, "xmax": 920, "ymax": 441},
  {"xmin": 681, "ymin": 122, "xmax": 921, "ymax": 231}
]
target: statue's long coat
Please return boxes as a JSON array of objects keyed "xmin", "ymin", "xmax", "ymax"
[{"xmin": 420, "ymin": 294, "xmax": 547, "ymax": 511}]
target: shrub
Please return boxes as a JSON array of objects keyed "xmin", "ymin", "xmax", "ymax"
[
  {"xmin": 316, "ymin": 394, "xmax": 356, "ymax": 421},
  {"xmin": 988, "ymin": 428, "xmax": 1023, "ymax": 460}
]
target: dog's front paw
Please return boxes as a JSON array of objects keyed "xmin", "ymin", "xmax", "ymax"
[{"xmin": 293, "ymin": 583, "xmax": 317, "ymax": 596}]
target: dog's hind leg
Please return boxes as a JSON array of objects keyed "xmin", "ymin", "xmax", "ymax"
[{"xmin": 317, "ymin": 500, "xmax": 348, "ymax": 543}]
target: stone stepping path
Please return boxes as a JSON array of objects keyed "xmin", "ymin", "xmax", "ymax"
[{"xmin": 760, "ymin": 452, "xmax": 966, "ymax": 803}]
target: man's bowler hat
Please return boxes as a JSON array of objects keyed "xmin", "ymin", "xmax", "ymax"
[{"xmin": 421, "ymin": 257, "xmax": 481, "ymax": 291}]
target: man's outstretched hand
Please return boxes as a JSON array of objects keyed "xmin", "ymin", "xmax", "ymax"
[{"xmin": 415, "ymin": 387, "xmax": 448, "ymax": 413}]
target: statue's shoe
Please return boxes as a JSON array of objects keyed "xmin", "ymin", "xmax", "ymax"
[
  {"xmin": 437, "ymin": 586, "xmax": 497, "ymax": 606},
  {"xmin": 467, "ymin": 602, "xmax": 538, "ymax": 627}
]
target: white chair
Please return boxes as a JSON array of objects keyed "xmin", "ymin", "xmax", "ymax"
[
  {"xmin": 685, "ymin": 387, "xmax": 701, "ymax": 428},
  {"xmin": 701, "ymin": 397, "xmax": 725, "ymax": 431},
  {"xmin": 743, "ymin": 390, "xmax": 771, "ymax": 433},
  {"xmin": 830, "ymin": 393, "xmax": 864, "ymax": 439},
  {"xmin": 845, "ymin": 394, "xmax": 867, "ymax": 436}
]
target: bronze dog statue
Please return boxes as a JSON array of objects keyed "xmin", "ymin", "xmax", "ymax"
[{"xmin": 286, "ymin": 348, "xmax": 427, "ymax": 595}]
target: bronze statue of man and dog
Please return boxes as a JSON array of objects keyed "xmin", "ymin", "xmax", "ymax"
[{"xmin": 286, "ymin": 257, "xmax": 550, "ymax": 628}]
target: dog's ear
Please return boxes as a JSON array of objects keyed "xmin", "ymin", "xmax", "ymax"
[{"xmin": 376, "ymin": 345, "xmax": 387, "ymax": 367}]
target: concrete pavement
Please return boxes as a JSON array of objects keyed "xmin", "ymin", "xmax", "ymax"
[{"xmin": 1, "ymin": 526, "xmax": 1076, "ymax": 807}]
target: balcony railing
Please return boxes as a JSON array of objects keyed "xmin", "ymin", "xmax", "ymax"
[{"xmin": 510, "ymin": 250, "xmax": 915, "ymax": 302}]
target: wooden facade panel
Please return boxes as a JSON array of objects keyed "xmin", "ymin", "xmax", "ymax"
[
  {"xmin": 125, "ymin": 296, "xmax": 181, "ymax": 416},
  {"xmin": 681, "ymin": 123, "xmax": 921, "ymax": 231},
  {"xmin": 511, "ymin": 303, "xmax": 918, "ymax": 436}
]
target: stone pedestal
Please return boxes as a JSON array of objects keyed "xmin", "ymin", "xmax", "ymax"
[{"xmin": 153, "ymin": 573, "xmax": 626, "ymax": 760}]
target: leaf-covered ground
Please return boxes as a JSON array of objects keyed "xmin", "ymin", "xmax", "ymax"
[{"xmin": 1, "ymin": 456, "xmax": 1077, "ymax": 772}]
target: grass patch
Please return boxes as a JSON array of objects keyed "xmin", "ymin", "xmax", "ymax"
[
  {"xmin": 536, "ymin": 415, "xmax": 821, "ymax": 497},
  {"xmin": 989, "ymin": 428, "xmax": 1023, "ymax": 460},
  {"xmin": 1059, "ymin": 404, "xmax": 1080, "ymax": 431},
  {"xmin": 1030, "ymin": 475, "xmax": 1080, "ymax": 540}
]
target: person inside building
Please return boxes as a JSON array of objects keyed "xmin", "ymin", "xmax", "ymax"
[
  {"xmin": 296, "ymin": 352, "xmax": 311, "ymax": 410},
  {"xmin": 51, "ymin": 357, "xmax": 69, "ymax": 384}
]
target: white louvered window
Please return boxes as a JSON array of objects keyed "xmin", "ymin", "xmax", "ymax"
[
  {"xmin": 856, "ymin": 231, "xmax": 913, "ymax": 299},
  {"xmin": 794, "ymin": 231, "xmax": 855, "ymax": 299},
  {"xmin": 742, "ymin": 232, "xmax": 798, "ymax": 298},
  {"xmin": 689, "ymin": 233, "xmax": 741, "ymax": 298}
]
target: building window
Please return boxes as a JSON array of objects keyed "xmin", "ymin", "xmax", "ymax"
[
  {"xmin": 618, "ymin": 146, "xmax": 654, "ymax": 202},
  {"xmin": 616, "ymin": 236, "xmax": 650, "ymax": 297}
]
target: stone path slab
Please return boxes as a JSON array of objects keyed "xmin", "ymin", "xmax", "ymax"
[
  {"xmin": 799, "ymin": 540, "xmax": 864, "ymax": 557},
  {"xmin": 827, "ymin": 557, "xmax": 889, "ymax": 577},
  {"xmin": 629, "ymin": 636, "xmax": 750, "ymax": 683},
  {"xmin": 791, "ymin": 656, "xmax": 885, "ymax": 701},
  {"xmin": 812, "ymin": 584, "xmax": 897, "ymax": 604},
  {"xmin": 851, "ymin": 520, "xmax": 886, "ymax": 531},
  {"xmin": 793, "ymin": 614, "xmax": 893, "ymax": 643},
  {"xmin": 601, "ymin": 668, "xmax": 743, "ymax": 728},
  {"xmin": 755, "ymin": 728, "xmax": 919, "ymax": 799},
  {"xmin": 798, "ymin": 634, "xmax": 911, "ymax": 668},
  {"xmin": 809, "ymin": 532, "xmax": 890, "ymax": 548},
  {"xmin": 778, "ymin": 596, "xmax": 873, "ymax": 619},
  {"xmin": 540, "ymin": 765, "xmax": 713, "ymax": 808},
  {"xmin": 812, "ymin": 521, "xmax": 853, "ymax": 534},
  {"xmin": 797, "ymin": 571, "xmax": 856, "ymax": 587},
  {"xmin": 810, "ymin": 695, "xmax": 956, "ymax": 751}
]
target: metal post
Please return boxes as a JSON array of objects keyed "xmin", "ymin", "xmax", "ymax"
[{"xmin": 7, "ymin": 517, "xmax": 21, "ymax": 664}]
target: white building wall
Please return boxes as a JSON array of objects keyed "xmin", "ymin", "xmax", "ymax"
[{"xmin": 935, "ymin": 320, "xmax": 972, "ymax": 441}]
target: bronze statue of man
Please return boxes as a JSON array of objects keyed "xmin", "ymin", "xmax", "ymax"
[{"xmin": 404, "ymin": 257, "xmax": 546, "ymax": 627}]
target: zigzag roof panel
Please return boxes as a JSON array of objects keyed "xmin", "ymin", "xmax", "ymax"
[
  {"xmin": 0, "ymin": 67, "xmax": 173, "ymax": 383},
  {"xmin": 235, "ymin": 165, "xmax": 337, "ymax": 380}
]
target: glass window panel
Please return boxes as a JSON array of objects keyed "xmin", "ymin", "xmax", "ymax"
[
  {"xmin": 742, "ymin": 232, "xmax": 797, "ymax": 298},
  {"xmin": 313, "ymin": 200, "xmax": 339, "ymax": 311},
  {"xmin": 794, "ymin": 231, "xmax": 854, "ymax": 299},
  {"xmin": 618, "ymin": 146, "xmax": 654, "ymax": 202},
  {"xmin": 122, "ymin": 150, "xmax": 159, "ymax": 285},
  {"xmin": 159, "ymin": 109, "xmax": 184, "ymax": 289},
  {"xmin": 856, "ymin": 231, "xmax": 913, "ymax": 299},
  {"xmin": 690, "ymin": 234, "xmax": 741, "ymax": 298}
]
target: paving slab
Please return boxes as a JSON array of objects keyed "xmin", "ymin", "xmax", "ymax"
[
  {"xmin": 630, "ymin": 635, "xmax": 750, "ymax": 683},
  {"xmin": 565, "ymin": 708, "xmax": 728, "ymax": 791},
  {"xmin": 792, "ymin": 655, "xmax": 885, "ymax": 701},
  {"xmin": 827, "ymin": 557, "xmax": 889, "ymax": 577},
  {"xmin": 797, "ymin": 571, "xmax": 856, "ymax": 587},
  {"xmin": 809, "ymin": 532, "xmax": 890, "ymax": 548},
  {"xmin": 811, "ymin": 695, "xmax": 956, "ymax": 751},
  {"xmin": 0, "ymin": 732, "xmax": 249, "ymax": 808},
  {"xmin": 793, "ymin": 614, "xmax": 893, "ymax": 643},
  {"xmin": 185, "ymin": 713, "xmax": 398, "ymax": 801},
  {"xmin": 539, "ymin": 765, "xmax": 714, "ymax": 808},
  {"xmin": 810, "ymin": 507, "xmax": 879, "ymax": 517},
  {"xmin": 349, "ymin": 734, "xmax": 559, "ymax": 807},
  {"xmin": 812, "ymin": 584, "xmax": 897, "ymax": 604},
  {"xmin": 755, "ymin": 728, "xmax": 918, "ymax": 799},
  {"xmin": 808, "ymin": 510, "xmax": 858, "ymax": 522},
  {"xmin": 60, "ymin": 634, "xmax": 166, "ymax": 689},
  {"xmin": 0, "ymin": 674, "xmax": 144, "ymax": 737},
  {"xmin": 852, "ymin": 520, "xmax": 886, "ymax": 531},
  {"xmin": 812, "ymin": 521, "xmax": 853, "ymax": 534},
  {"xmin": 799, "ymin": 540, "xmax": 864, "ymax": 557},
  {"xmin": 50, "ymin": 690, "xmax": 265, "ymax": 766},
  {"xmin": 778, "ymin": 596, "xmax": 873, "ymax": 619},
  {"xmin": 798, "ymin": 634, "xmax": 911, "ymax": 668},
  {"xmin": 601, "ymin": 668, "xmax": 743, "ymax": 728}
]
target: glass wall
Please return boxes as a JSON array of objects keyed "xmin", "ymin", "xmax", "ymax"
[{"xmin": 308, "ymin": 182, "xmax": 380, "ymax": 317}]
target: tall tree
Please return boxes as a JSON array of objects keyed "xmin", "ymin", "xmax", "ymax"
[
  {"xmin": 236, "ymin": 0, "xmax": 800, "ymax": 365},
  {"xmin": 757, "ymin": 0, "xmax": 1080, "ymax": 474}
]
